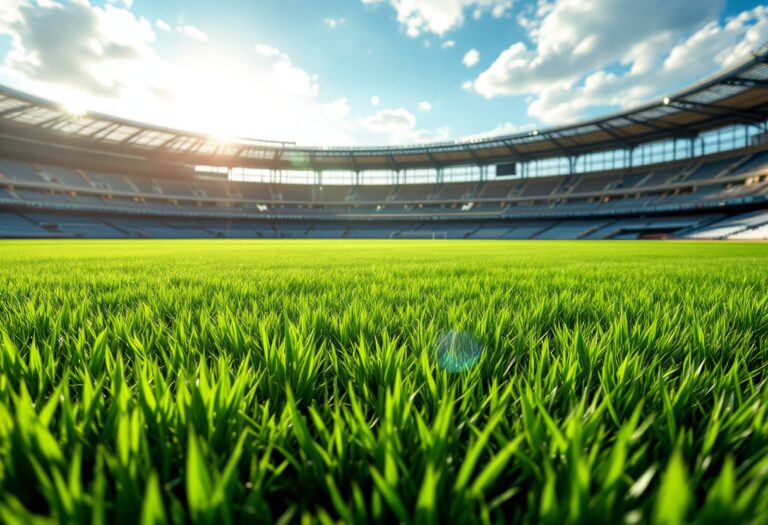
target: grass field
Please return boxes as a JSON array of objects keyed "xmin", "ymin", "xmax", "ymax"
[{"xmin": 1, "ymin": 240, "xmax": 767, "ymax": 524}]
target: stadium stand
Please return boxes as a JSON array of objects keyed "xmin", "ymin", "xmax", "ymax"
[
  {"xmin": 685, "ymin": 211, "xmax": 768, "ymax": 240},
  {"xmin": 1, "ymin": 47, "xmax": 768, "ymax": 239}
]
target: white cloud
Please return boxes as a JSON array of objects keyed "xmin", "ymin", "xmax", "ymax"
[
  {"xmin": 177, "ymin": 24, "xmax": 207, "ymax": 43},
  {"xmin": 324, "ymin": 17, "xmax": 346, "ymax": 28},
  {"xmin": 322, "ymin": 97, "xmax": 352, "ymax": 120},
  {"xmin": 271, "ymin": 59, "xmax": 319, "ymax": 98},
  {"xmin": 470, "ymin": 0, "xmax": 768, "ymax": 124},
  {"xmin": 0, "ymin": 1, "xmax": 359, "ymax": 145},
  {"xmin": 418, "ymin": 101, "xmax": 432, "ymax": 111},
  {"xmin": 461, "ymin": 80, "xmax": 473, "ymax": 90},
  {"xmin": 254, "ymin": 43, "xmax": 288, "ymax": 60},
  {"xmin": 463, "ymin": 48, "xmax": 480, "ymax": 67},
  {"xmin": 361, "ymin": 107, "xmax": 449, "ymax": 144},
  {"xmin": 156, "ymin": 19, "xmax": 171, "ymax": 32},
  {"xmin": 0, "ymin": 1, "xmax": 21, "ymax": 26},
  {"xmin": 441, "ymin": 40, "xmax": 456, "ymax": 48},
  {"xmin": 1, "ymin": 0, "xmax": 156, "ymax": 97},
  {"xmin": 429, "ymin": 127, "xmax": 451, "ymax": 142},
  {"xmin": 362, "ymin": 108, "xmax": 416, "ymax": 141},
  {"xmin": 362, "ymin": 0, "xmax": 512, "ymax": 37},
  {"xmin": 370, "ymin": 95, "xmax": 381, "ymax": 106},
  {"xmin": 491, "ymin": 4, "xmax": 507, "ymax": 18}
]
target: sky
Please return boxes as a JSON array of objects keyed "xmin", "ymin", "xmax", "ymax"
[{"xmin": 0, "ymin": 0, "xmax": 766, "ymax": 146}]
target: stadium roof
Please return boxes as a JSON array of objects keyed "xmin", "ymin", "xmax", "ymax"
[{"xmin": 1, "ymin": 46, "xmax": 768, "ymax": 172}]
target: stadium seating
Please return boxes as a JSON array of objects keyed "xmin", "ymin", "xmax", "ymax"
[
  {"xmin": 734, "ymin": 151, "xmax": 768, "ymax": 175},
  {"xmin": 89, "ymin": 172, "xmax": 139, "ymax": 193},
  {"xmin": 469, "ymin": 226, "xmax": 512, "ymax": 239},
  {"xmin": 356, "ymin": 186, "xmax": 395, "ymax": 202},
  {"xmin": 612, "ymin": 172, "xmax": 649, "ymax": 189},
  {"xmin": 435, "ymin": 183, "xmax": 473, "ymax": 200},
  {"xmin": 535, "ymin": 220, "xmax": 609, "ymax": 240},
  {"xmin": 38, "ymin": 166, "xmax": 90, "ymax": 187},
  {"xmin": 686, "ymin": 210, "xmax": 768, "ymax": 239},
  {"xmin": 317, "ymin": 186, "xmax": 351, "ymax": 203},
  {"xmin": 729, "ymin": 222, "xmax": 768, "ymax": 239},
  {"xmin": 2, "ymin": 146, "xmax": 768, "ymax": 239},
  {"xmin": 685, "ymin": 158, "xmax": 740, "ymax": 181},
  {"xmin": 573, "ymin": 175, "xmax": 610, "ymax": 194},
  {"xmin": 502, "ymin": 222, "xmax": 557, "ymax": 239},
  {"xmin": 520, "ymin": 179, "xmax": 559, "ymax": 197},
  {"xmin": 0, "ymin": 210, "xmax": 49, "ymax": 237},
  {"xmin": 0, "ymin": 160, "xmax": 44, "ymax": 183},
  {"xmin": 275, "ymin": 184, "xmax": 313, "ymax": 202}
]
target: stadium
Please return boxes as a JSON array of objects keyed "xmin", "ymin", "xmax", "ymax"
[
  {"xmin": 2, "ymin": 49, "xmax": 768, "ymax": 240},
  {"xmin": 1, "ymin": 1, "xmax": 768, "ymax": 524}
]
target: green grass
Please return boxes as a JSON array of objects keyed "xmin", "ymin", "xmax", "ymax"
[{"xmin": 0, "ymin": 240, "xmax": 767, "ymax": 525}]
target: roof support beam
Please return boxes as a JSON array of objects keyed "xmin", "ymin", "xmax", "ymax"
[
  {"xmin": 158, "ymin": 134, "xmax": 182, "ymax": 150},
  {"xmin": 308, "ymin": 153, "xmax": 319, "ymax": 173},
  {"xmin": 596, "ymin": 122, "xmax": 634, "ymax": 147},
  {"xmin": 426, "ymin": 150, "xmax": 440, "ymax": 168},
  {"xmin": 188, "ymin": 138, "xmax": 207, "ymax": 153},
  {"xmin": 622, "ymin": 115, "xmax": 697, "ymax": 140},
  {"xmin": 231, "ymin": 145, "xmax": 249, "ymax": 159},
  {"xmin": 38, "ymin": 115, "xmax": 71, "ymax": 129},
  {"xmin": 463, "ymin": 145, "xmax": 483, "ymax": 166},
  {"xmin": 386, "ymin": 153, "xmax": 399, "ymax": 172},
  {"xmin": 88, "ymin": 122, "xmax": 120, "ymax": 140},
  {"xmin": 121, "ymin": 128, "xmax": 151, "ymax": 145},
  {"xmin": 544, "ymin": 132, "xmax": 573, "ymax": 157},
  {"xmin": 0, "ymin": 103, "xmax": 33, "ymax": 119},
  {"xmin": 502, "ymin": 139, "xmax": 522, "ymax": 160},
  {"xmin": 669, "ymin": 100, "xmax": 767, "ymax": 125},
  {"xmin": 722, "ymin": 77, "xmax": 768, "ymax": 88}
]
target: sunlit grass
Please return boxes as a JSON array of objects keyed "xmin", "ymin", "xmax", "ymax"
[{"xmin": 0, "ymin": 240, "xmax": 767, "ymax": 524}]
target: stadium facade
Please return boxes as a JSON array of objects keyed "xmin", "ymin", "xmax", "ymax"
[{"xmin": 1, "ymin": 48, "xmax": 768, "ymax": 240}]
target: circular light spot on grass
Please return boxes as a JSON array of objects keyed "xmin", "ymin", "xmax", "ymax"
[{"xmin": 435, "ymin": 330, "xmax": 482, "ymax": 373}]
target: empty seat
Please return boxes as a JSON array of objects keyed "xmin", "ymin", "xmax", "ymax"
[
  {"xmin": 0, "ymin": 210, "xmax": 46, "ymax": 237},
  {"xmin": 435, "ymin": 183, "xmax": 472, "ymax": 200},
  {"xmin": 88, "ymin": 172, "xmax": 137, "ymax": 193},
  {"xmin": 275, "ymin": 184, "xmax": 313, "ymax": 202},
  {"xmin": 573, "ymin": 176, "xmax": 609, "ymax": 194},
  {"xmin": 237, "ymin": 183, "xmax": 273, "ymax": 200},
  {"xmin": 39, "ymin": 166, "xmax": 90, "ymax": 187},
  {"xmin": 316, "ymin": 186, "xmax": 351, "ymax": 202},
  {"xmin": 520, "ymin": 179, "xmax": 559, "ymax": 197},
  {"xmin": 0, "ymin": 160, "xmax": 43, "ymax": 182},
  {"xmin": 686, "ymin": 158, "xmax": 740, "ymax": 181},
  {"xmin": 393, "ymin": 185, "xmax": 432, "ymax": 202},
  {"xmin": 733, "ymin": 151, "xmax": 768, "ymax": 174},
  {"xmin": 154, "ymin": 179, "xmax": 195, "ymax": 197},
  {"xmin": 357, "ymin": 185, "xmax": 396, "ymax": 202}
]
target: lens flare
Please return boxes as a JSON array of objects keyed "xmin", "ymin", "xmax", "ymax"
[{"xmin": 435, "ymin": 330, "xmax": 483, "ymax": 373}]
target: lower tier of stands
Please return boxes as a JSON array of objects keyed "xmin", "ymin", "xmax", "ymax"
[{"xmin": 2, "ymin": 208, "xmax": 767, "ymax": 240}]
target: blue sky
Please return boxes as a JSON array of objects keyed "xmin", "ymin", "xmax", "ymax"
[{"xmin": 0, "ymin": 0, "xmax": 766, "ymax": 145}]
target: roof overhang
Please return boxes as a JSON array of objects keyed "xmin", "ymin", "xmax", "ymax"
[{"xmin": 1, "ymin": 45, "xmax": 768, "ymax": 171}]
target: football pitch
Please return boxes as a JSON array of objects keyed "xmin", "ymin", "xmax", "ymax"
[{"xmin": 1, "ymin": 240, "xmax": 767, "ymax": 524}]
